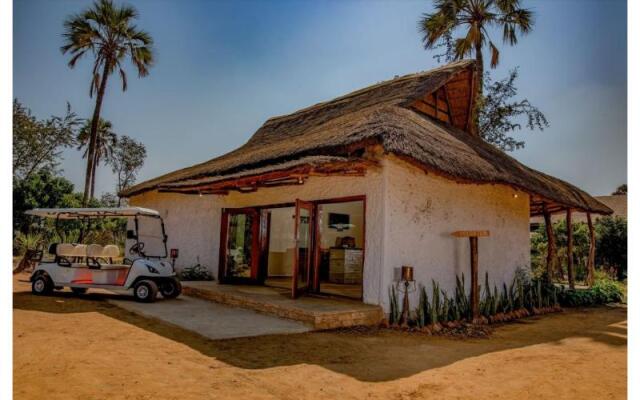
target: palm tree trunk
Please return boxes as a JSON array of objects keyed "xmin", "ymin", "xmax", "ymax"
[
  {"xmin": 471, "ymin": 42, "xmax": 484, "ymax": 136},
  {"xmin": 90, "ymin": 152, "xmax": 98, "ymax": 200},
  {"xmin": 83, "ymin": 62, "xmax": 110, "ymax": 206}
]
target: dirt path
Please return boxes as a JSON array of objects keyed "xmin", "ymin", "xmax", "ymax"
[{"xmin": 13, "ymin": 274, "xmax": 626, "ymax": 400}]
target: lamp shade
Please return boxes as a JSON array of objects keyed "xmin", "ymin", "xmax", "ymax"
[{"xmin": 401, "ymin": 265, "xmax": 414, "ymax": 282}]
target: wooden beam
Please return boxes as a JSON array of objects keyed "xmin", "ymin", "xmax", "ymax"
[
  {"xmin": 465, "ymin": 66, "xmax": 476, "ymax": 135},
  {"xmin": 470, "ymin": 236, "xmax": 480, "ymax": 321},
  {"xmin": 543, "ymin": 204, "xmax": 558, "ymax": 280},
  {"xmin": 586, "ymin": 212, "xmax": 596, "ymax": 287},
  {"xmin": 451, "ymin": 230, "xmax": 490, "ymax": 238},
  {"xmin": 451, "ymin": 230, "xmax": 489, "ymax": 323},
  {"xmin": 566, "ymin": 209, "xmax": 575, "ymax": 289}
]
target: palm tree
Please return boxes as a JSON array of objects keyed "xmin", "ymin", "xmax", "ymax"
[
  {"xmin": 61, "ymin": 0, "xmax": 153, "ymax": 204},
  {"xmin": 420, "ymin": 0, "xmax": 533, "ymax": 133},
  {"xmin": 77, "ymin": 118, "xmax": 118, "ymax": 199}
]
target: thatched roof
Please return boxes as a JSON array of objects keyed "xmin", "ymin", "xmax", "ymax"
[{"xmin": 122, "ymin": 60, "xmax": 611, "ymax": 216}]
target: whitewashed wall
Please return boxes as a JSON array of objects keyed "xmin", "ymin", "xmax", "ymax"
[
  {"xmin": 129, "ymin": 167, "xmax": 386, "ymax": 305},
  {"xmin": 381, "ymin": 156, "xmax": 531, "ymax": 311},
  {"xmin": 128, "ymin": 155, "xmax": 531, "ymax": 309}
]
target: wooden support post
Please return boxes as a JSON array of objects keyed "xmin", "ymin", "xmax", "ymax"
[
  {"xmin": 586, "ymin": 212, "xmax": 596, "ymax": 287},
  {"xmin": 566, "ymin": 209, "xmax": 575, "ymax": 289},
  {"xmin": 543, "ymin": 205, "xmax": 558, "ymax": 280},
  {"xmin": 451, "ymin": 230, "xmax": 489, "ymax": 323},
  {"xmin": 469, "ymin": 236, "xmax": 480, "ymax": 320}
]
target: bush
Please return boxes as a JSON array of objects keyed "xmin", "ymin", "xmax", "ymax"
[
  {"xmin": 178, "ymin": 263, "xmax": 213, "ymax": 281},
  {"xmin": 591, "ymin": 278, "xmax": 624, "ymax": 303},
  {"xmin": 557, "ymin": 277, "xmax": 623, "ymax": 307},
  {"xmin": 557, "ymin": 288, "xmax": 597, "ymax": 307},
  {"xmin": 13, "ymin": 232, "xmax": 44, "ymax": 256}
]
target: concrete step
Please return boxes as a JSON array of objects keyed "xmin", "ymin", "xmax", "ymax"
[{"xmin": 182, "ymin": 281, "xmax": 384, "ymax": 330}]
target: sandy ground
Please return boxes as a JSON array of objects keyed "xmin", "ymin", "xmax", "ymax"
[{"xmin": 13, "ymin": 273, "xmax": 626, "ymax": 400}]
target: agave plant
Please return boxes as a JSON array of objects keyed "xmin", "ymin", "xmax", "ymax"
[
  {"xmin": 441, "ymin": 291, "xmax": 450, "ymax": 323},
  {"xmin": 388, "ymin": 286, "xmax": 400, "ymax": 326},
  {"xmin": 13, "ymin": 232, "xmax": 44, "ymax": 255},
  {"xmin": 455, "ymin": 274, "xmax": 471, "ymax": 319},
  {"xmin": 417, "ymin": 286, "xmax": 428, "ymax": 328}
]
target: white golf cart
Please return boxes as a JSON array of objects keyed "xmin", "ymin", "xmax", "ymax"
[{"xmin": 25, "ymin": 207, "xmax": 181, "ymax": 302}]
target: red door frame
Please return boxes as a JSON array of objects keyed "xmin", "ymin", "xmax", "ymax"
[
  {"xmin": 218, "ymin": 207, "xmax": 260, "ymax": 284},
  {"xmin": 217, "ymin": 195, "xmax": 366, "ymax": 301},
  {"xmin": 311, "ymin": 195, "xmax": 366, "ymax": 299},
  {"xmin": 292, "ymin": 199, "xmax": 314, "ymax": 298}
]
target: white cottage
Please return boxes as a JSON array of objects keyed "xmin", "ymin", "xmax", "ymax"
[{"xmin": 121, "ymin": 60, "xmax": 610, "ymax": 311}]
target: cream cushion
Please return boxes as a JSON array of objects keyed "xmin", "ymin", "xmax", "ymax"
[
  {"xmin": 87, "ymin": 244, "xmax": 104, "ymax": 258},
  {"xmin": 56, "ymin": 243, "xmax": 75, "ymax": 257},
  {"xmin": 102, "ymin": 245, "xmax": 120, "ymax": 258},
  {"xmin": 70, "ymin": 244, "xmax": 87, "ymax": 258}
]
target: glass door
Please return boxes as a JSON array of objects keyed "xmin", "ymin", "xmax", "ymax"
[
  {"xmin": 220, "ymin": 208, "xmax": 260, "ymax": 283},
  {"xmin": 292, "ymin": 199, "xmax": 313, "ymax": 298}
]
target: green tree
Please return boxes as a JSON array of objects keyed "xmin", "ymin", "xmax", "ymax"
[
  {"xmin": 13, "ymin": 99, "xmax": 81, "ymax": 181},
  {"xmin": 77, "ymin": 118, "xmax": 118, "ymax": 199},
  {"xmin": 596, "ymin": 216, "xmax": 627, "ymax": 281},
  {"xmin": 110, "ymin": 135, "xmax": 146, "ymax": 205},
  {"xmin": 61, "ymin": 0, "xmax": 154, "ymax": 205},
  {"xmin": 612, "ymin": 184, "xmax": 626, "ymax": 195},
  {"xmin": 479, "ymin": 69, "xmax": 548, "ymax": 151},
  {"xmin": 419, "ymin": 0, "xmax": 534, "ymax": 133},
  {"xmin": 13, "ymin": 170, "xmax": 75, "ymax": 232}
]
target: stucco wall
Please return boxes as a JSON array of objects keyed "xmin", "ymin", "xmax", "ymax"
[
  {"xmin": 128, "ymin": 155, "xmax": 531, "ymax": 310},
  {"xmin": 129, "ymin": 191, "xmax": 220, "ymax": 273},
  {"xmin": 129, "ymin": 167, "xmax": 386, "ymax": 305},
  {"xmin": 381, "ymin": 156, "xmax": 531, "ymax": 310}
]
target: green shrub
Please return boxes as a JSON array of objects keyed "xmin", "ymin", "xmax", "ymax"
[
  {"xmin": 591, "ymin": 278, "xmax": 624, "ymax": 303},
  {"xmin": 13, "ymin": 232, "xmax": 44, "ymax": 256},
  {"xmin": 178, "ymin": 263, "xmax": 213, "ymax": 281},
  {"xmin": 557, "ymin": 279, "xmax": 623, "ymax": 307},
  {"xmin": 557, "ymin": 288, "xmax": 596, "ymax": 307}
]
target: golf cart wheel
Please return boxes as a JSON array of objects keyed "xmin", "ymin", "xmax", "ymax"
[
  {"xmin": 160, "ymin": 278, "xmax": 182, "ymax": 299},
  {"xmin": 133, "ymin": 280, "xmax": 158, "ymax": 303},
  {"xmin": 71, "ymin": 287, "xmax": 88, "ymax": 295},
  {"xmin": 32, "ymin": 275, "xmax": 53, "ymax": 295}
]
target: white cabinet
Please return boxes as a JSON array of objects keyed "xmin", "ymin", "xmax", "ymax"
[{"xmin": 328, "ymin": 248, "xmax": 363, "ymax": 284}]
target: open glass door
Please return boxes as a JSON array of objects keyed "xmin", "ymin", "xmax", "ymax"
[
  {"xmin": 292, "ymin": 199, "xmax": 313, "ymax": 298},
  {"xmin": 220, "ymin": 208, "xmax": 260, "ymax": 283}
]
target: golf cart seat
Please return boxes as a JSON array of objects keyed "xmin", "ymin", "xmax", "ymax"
[
  {"xmin": 87, "ymin": 244, "xmax": 129, "ymax": 270},
  {"xmin": 56, "ymin": 244, "xmax": 88, "ymax": 268},
  {"xmin": 56, "ymin": 243, "xmax": 75, "ymax": 258}
]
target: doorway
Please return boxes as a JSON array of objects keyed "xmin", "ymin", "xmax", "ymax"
[
  {"xmin": 314, "ymin": 199, "xmax": 364, "ymax": 300},
  {"xmin": 219, "ymin": 197, "xmax": 364, "ymax": 300}
]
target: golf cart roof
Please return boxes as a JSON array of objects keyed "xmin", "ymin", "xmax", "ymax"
[{"xmin": 25, "ymin": 207, "xmax": 161, "ymax": 219}]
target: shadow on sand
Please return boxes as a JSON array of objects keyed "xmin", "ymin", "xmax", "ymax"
[{"xmin": 13, "ymin": 286, "xmax": 627, "ymax": 382}]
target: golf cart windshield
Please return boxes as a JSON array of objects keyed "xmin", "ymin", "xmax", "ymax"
[{"xmin": 132, "ymin": 215, "xmax": 168, "ymax": 258}]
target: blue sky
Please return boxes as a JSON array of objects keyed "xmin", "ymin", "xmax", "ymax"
[{"xmin": 14, "ymin": 0, "xmax": 627, "ymax": 196}]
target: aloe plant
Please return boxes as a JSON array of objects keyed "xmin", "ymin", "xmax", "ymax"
[
  {"xmin": 455, "ymin": 274, "xmax": 470, "ymax": 319},
  {"xmin": 388, "ymin": 286, "xmax": 400, "ymax": 325},
  {"xmin": 491, "ymin": 285, "xmax": 499, "ymax": 316},
  {"xmin": 417, "ymin": 286, "xmax": 429, "ymax": 327},
  {"xmin": 431, "ymin": 280, "xmax": 440, "ymax": 324}
]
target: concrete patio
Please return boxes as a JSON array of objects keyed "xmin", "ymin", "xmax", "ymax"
[
  {"xmin": 109, "ymin": 295, "xmax": 311, "ymax": 340},
  {"xmin": 181, "ymin": 281, "xmax": 384, "ymax": 329}
]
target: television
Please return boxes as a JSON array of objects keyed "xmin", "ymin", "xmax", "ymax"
[{"xmin": 328, "ymin": 213, "xmax": 350, "ymax": 230}]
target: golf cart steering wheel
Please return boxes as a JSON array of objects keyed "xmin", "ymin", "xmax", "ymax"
[{"xmin": 129, "ymin": 242, "xmax": 145, "ymax": 256}]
